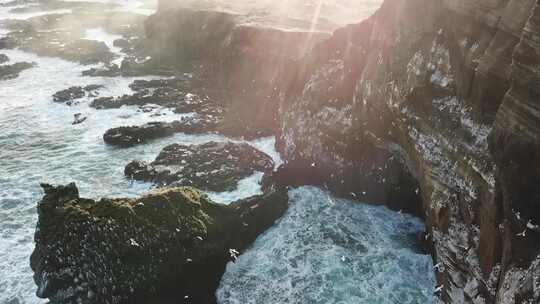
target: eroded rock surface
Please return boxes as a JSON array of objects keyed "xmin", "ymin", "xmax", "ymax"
[
  {"xmin": 0, "ymin": 61, "xmax": 34, "ymax": 80},
  {"xmin": 125, "ymin": 141, "xmax": 274, "ymax": 192},
  {"xmin": 145, "ymin": 0, "xmax": 540, "ymax": 302},
  {"xmin": 52, "ymin": 85, "xmax": 103, "ymax": 105},
  {"xmin": 31, "ymin": 183, "xmax": 288, "ymax": 304},
  {"xmin": 103, "ymin": 115, "xmax": 221, "ymax": 147}
]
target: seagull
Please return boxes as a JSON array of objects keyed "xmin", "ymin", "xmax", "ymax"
[
  {"xmin": 195, "ymin": 236, "xmax": 204, "ymax": 241},
  {"xmin": 513, "ymin": 210, "xmax": 522, "ymax": 221},
  {"xmin": 229, "ymin": 249, "xmax": 240, "ymax": 262},
  {"xmin": 340, "ymin": 255, "xmax": 347, "ymax": 262},
  {"xmin": 434, "ymin": 285, "xmax": 444, "ymax": 295},
  {"xmin": 516, "ymin": 230, "xmax": 526, "ymax": 237},
  {"xmin": 425, "ymin": 232, "xmax": 430, "ymax": 241},
  {"xmin": 350, "ymin": 192, "xmax": 357, "ymax": 198},
  {"xmin": 527, "ymin": 220, "xmax": 539, "ymax": 230},
  {"xmin": 433, "ymin": 263, "xmax": 443, "ymax": 272},
  {"xmin": 415, "ymin": 188, "xmax": 420, "ymax": 195},
  {"xmin": 186, "ymin": 258, "xmax": 192, "ymax": 263},
  {"xmin": 311, "ymin": 162, "xmax": 316, "ymax": 167}
]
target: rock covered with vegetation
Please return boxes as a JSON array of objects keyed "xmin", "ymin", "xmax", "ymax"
[{"xmin": 31, "ymin": 183, "xmax": 288, "ymax": 304}]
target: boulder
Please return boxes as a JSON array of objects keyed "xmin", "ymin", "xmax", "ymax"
[
  {"xmin": 125, "ymin": 141, "xmax": 274, "ymax": 192},
  {"xmin": 30, "ymin": 183, "xmax": 288, "ymax": 304}
]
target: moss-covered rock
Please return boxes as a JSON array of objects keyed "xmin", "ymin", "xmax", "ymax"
[{"xmin": 31, "ymin": 183, "xmax": 288, "ymax": 304}]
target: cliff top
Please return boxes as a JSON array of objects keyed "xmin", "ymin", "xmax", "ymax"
[{"xmin": 159, "ymin": 0, "xmax": 383, "ymax": 32}]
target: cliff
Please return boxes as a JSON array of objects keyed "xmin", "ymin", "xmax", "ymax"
[{"xmin": 145, "ymin": 0, "xmax": 540, "ymax": 302}]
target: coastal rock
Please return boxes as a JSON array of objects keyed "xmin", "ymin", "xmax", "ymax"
[
  {"xmin": 146, "ymin": 0, "xmax": 540, "ymax": 302},
  {"xmin": 125, "ymin": 142, "xmax": 274, "ymax": 192},
  {"xmin": 103, "ymin": 115, "xmax": 221, "ymax": 147},
  {"xmin": 0, "ymin": 61, "xmax": 34, "ymax": 80},
  {"xmin": 52, "ymin": 85, "xmax": 103, "ymax": 105},
  {"xmin": 0, "ymin": 54, "xmax": 8, "ymax": 64},
  {"xmin": 30, "ymin": 183, "xmax": 288, "ymax": 304}
]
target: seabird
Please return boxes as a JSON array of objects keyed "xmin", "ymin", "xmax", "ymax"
[
  {"xmin": 434, "ymin": 285, "xmax": 444, "ymax": 295},
  {"xmin": 516, "ymin": 230, "xmax": 526, "ymax": 237},
  {"xmin": 195, "ymin": 236, "xmax": 204, "ymax": 241},
  {"xmin": 433, "ymin": 263, "xmax": 443, "ymax": 272},
  {"xmin": 350, "ymin": 192, "xmax": 357, "ymax": 198},
  {"xmin": 186, "ymin": 258, "xmax": 192, "ymax": 263},
  {"xmin": 229, "ymin": 249, "xmax": 240, "ymax": 262},
  {"xmin": 527, "ymin": 220, "xmax": 539, "ymax": 230}
]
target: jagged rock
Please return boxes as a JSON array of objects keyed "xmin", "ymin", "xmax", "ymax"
[
  {"xmin": 0, "ymin": 61, "xmax": 34, "ymax": 80},
  {"xmin": 90, "ymin": 78, "xmax": 223, "ymax": 115},
  {"xmin": 0, "ymin": 53, "xmax": 8, "ymax": 64},
  {"xmin": 125, "ymin": 141, "xmax": 274, "ymax": 192},
  {"xmin": 52, "ymin": 85, "xmax": 103, "ymax": 105},
  {"xmin": 103, "ymin": 115, "xmax": 221, "ymax": 147},
  {"xmin": 30, "ymin": 183, "xmax": 288, "ymax": 304},
  {"xmin": 146, "ymin": 0, "xmax": 540, "ymax": 302}
]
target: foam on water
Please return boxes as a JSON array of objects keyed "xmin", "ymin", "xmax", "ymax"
[
  {"xmin": 217, "ymin": 186, "xmax": 437, "ymax": 304},
  {"xmin": 0, "ymin": 2, "xmax": 434, "ymax": 304},
  {"xmin": 84, "ymin": 28, "xmax": 124, "ymax": 65},
  {"xmin": 0, "ymin": 49, "xmax": 280, "ymax": 304}
]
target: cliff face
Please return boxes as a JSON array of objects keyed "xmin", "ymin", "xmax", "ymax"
[
  {"xmin": 145, "ymin": 0, "xmax": 540, "ymax": 302},
  {"xmin": 277, "ymin": 0, "xmax": 540, "ymax": 302}
]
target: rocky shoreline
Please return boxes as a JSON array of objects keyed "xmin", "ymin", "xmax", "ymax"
[{"xmin": 25, "ymin": 0, "xmax": 540, "ymax": 303}]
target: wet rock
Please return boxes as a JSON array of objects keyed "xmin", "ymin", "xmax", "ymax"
[
  {"xmin": 103, "ymin": 121, "xmax": 176, "ymax": 147},
  {"xmin": 103, "ymin": 114, "xmax": 221, "ymax": 147},
  {"xmin": 0, "ymin": 61, "xmax": 34, "ymax": 80},
  {"xmin": 52, "ymin": 85, "xmax": 103, "ymax": 105},
  {"xmin": 125, "ymin": 141, "xmax": 274, "ymax": 192},
  {"xmin": 0, "ymin": 54, "xmax": 8, "ymax": 64},
  {"xmin": 81, "ymin": 58, "xmax": 175, "ymax": 77},
  {"xmin": 30, "ymin": 183, "xmax": 288, "ymax": 304}
]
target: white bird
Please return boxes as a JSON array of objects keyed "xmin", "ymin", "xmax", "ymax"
[
  {"xmin": 433, "ymin": 263, "xmax": 443, "ymax": 272},
  {"xmin": 340, "ymin": 255, "xmax": 347, "ymax": 262},
  {"xmin": 229, "ymin": 249, "xmax": 240, "ymax": 262},
  {"xmin": 527, "ymin": 220, "xmax": 539, "ymax": 230},
  {"xmin": 350, "ymin": 192, "xmax": 357, "ymax": 198},
  {"xmin": 195, "ymin": 236, "xmax": 204, "ymax": 241},
  {"xmin": 513, "ymin": 210, "xmax": 522, "ymax": 221},
  {"xmin": 516, "ymin": 230, "xmax": 526, "ymax": 237},
  {"xmin": 415, "ymin": 188, "xmax": 420, "ymax": 195},
  {"xmin": 311, "ymin": 162, "xmax": 316, "ymax": 167},
  {"xmin": 186, "ymin": 258, "xmax": 192, "ymax": 263},
  {"xmin": 425, "ymin": 233, "xmax": 430, "ymax": 241},
  {"xmin": 434, "ymin": 285, "xmax": 444, "ymax": 295}
]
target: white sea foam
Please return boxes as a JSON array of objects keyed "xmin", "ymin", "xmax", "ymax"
[{"xmin": 217, "ymin": 186, "xmax": 437, "ymax": 304}]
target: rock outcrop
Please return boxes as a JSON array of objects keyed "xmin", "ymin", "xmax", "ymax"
[
  {"xmin": 103, "ymin": 115, "xmax": 220, "ymax": 147},
  {"xmin": 31, "ymin": 183, "xmax": 288, "ymax": 304},
  {"xmin": 53, "ymin": 85, "xmax": 103, "ymax": 105},
  {"xmin": 145, "ymin": 0, "xmax": 540, "ymax": 302},
  {"xmin": 0, "ymin": 61, "xmax": 34, "ymax": 80},
  {"xmin": 125, "ymin": 141, "xmax": 274, "ymax": 192}
]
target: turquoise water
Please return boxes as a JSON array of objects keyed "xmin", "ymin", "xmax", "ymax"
[{"xmin": 217, "ymin": 187, "xmax": 436, "ymax": 304}]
